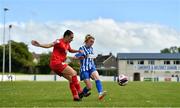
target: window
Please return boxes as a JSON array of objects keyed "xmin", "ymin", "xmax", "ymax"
[
  {"xmin": 175, "ymin": 71, "xmax": 180, "ymax": 73},
  {"xmin": 174, "ymin": 61, "xmax": 180, "ymax": 65},
  {"xmin": 144, "ymin": 71, "xmax": 149, "ymax": 73},
  {"xmin": 138, "ymin": 60, "xmax": 144, "ymax": 65},
  {"xmin": 148, "ymin": 60, "xmax": 155, "ymax": 65},
  {"xmin": 127, "ymin": 60, "xmax": 134, "ymax": 65},
  {"xmin": 164, "ymin": 61, "xmax": 170, "ymax": 65}
]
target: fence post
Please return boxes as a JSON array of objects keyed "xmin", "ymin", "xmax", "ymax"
[
  {"xmin": 177, "ymin": 77, "xmax": 179, "ymax": 82},
  {"xmin": 54, "ymin": 75, "xmax": 56, "ymax": 81},
  {"xmin": 34, "ymin": 75, "xmax": 36, "ymax": 81}
]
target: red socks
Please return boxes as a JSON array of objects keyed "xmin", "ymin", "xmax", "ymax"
[
  {"xmin": 69, "ymin": 82, "xmax": 79, "ymax": 99},
  {"xmin": 72, "ymin": 75, "xmax": 82, "ymax": 93},
  {"xmin": 69, "ymin": 75, "xmax": 82, "ymax": 99},
  {"xmin": 72, "ymin": 75, "xmax": 83, "ymax": 93}
]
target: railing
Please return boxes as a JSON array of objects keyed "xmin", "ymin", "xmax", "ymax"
[
  {"xmin": 0, "ymin": 75, "xmax": 115, "ymax": 81},
  {"xmin": 0, "ymin": 75, "xmax": 179, "ymax": 82}
]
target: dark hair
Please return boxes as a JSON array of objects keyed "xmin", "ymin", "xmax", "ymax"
[{"xmin": 63, "ymin": 30, "xmax": 73, "ymax": 37}]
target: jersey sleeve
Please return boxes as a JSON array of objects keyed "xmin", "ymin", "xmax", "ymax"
[
  {"xmin": 52, "ymin": 39, "xmax": 66, "ymax": 50},
  {"xmin": 52, "ymin": 39, "xmax": 60, "ymax": 45},
  {"xmin": 75, "ymin": 47, "xmax": 85, "ymax": 57}
]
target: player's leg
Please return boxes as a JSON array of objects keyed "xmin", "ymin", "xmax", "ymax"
[
  {"xmin": 62, "ymin": 65, "xmax": 83, "ymax": 100},
  {"xmin": 63, "ymin": 66, "xmax": 83, "ymax": 94},
  {"xmin": 55, "ymin": 65, "xmax": 79, "ymax": 101},
  {"xmin": 79, "ymin": 71, "xmax": 91, "ymax": 97},
  {"xmin": 82, "ymin": 79, "xmax": 92, "ymax": 97},
  {"xmin": 50, "ymin": 62, "xmax": 82, "ymax": 101},
  {"xmin": 91, "ymin": 71, "xmax": 107, "ymax": 100}
]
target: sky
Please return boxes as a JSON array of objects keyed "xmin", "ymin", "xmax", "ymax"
[{"xmin": 0, "ymin": 0, "xmax": 180, "ymax": 56}]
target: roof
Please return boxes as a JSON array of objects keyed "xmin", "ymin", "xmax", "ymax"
[
  {"xmin": 95, "ymin": 55, "xmax": 111, "ymax": 63},
  {"xmin": 117, "ymin": 53, "xmax": 180, "ymax": 60}
]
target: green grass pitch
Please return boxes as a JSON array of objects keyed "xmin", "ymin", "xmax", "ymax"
[{"xmin": 0, "ymin": 81, "xmax": 180, "ymax": 107}]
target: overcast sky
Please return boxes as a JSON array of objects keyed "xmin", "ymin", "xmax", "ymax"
[{"xmin": 0, "ymin": 0, "xmax": 180, "ymax": 56}]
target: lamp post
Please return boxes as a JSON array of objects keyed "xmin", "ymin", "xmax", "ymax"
[
  {"xmin": 2, "ymin": 8, "xmax": 9, "ymax": 81},
  {"xmin": 8, "ymin": 25, "xmax": 12, "ymax": 81}
]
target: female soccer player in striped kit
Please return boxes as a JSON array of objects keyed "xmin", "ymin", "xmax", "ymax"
[
  {"xmin": 74, "ymin": 34, "xmax": 107, "ymax": 100},
  {"xmin": 31, "ymin": 30, "xmax": 84, "ymax": 101}
]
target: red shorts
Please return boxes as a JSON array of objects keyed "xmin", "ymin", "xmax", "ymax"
[{"xmin": 50, "ymin": 61, "xmax": 68, "ymax": 76}]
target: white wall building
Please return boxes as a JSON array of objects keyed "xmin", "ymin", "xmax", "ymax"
[{"xmin": 117, "ymin": 53, "xmax": 180, "ymax": 81}]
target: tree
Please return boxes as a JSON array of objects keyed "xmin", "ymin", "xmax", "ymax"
[
  {"xmin": 0, "ymin": 41, "xmax": 34, "ymax": 73},
  {"xmin": 161, "ymin": 46, "xmax": 180, "ymax": 53},
  {"xmin": 68, "ymin": 58, "xmax": 80, "ymax": 75},
  {"xmin": 160, "ymin": 48, "xmax": 171, "ymax": 53},
  {"xmin": 170, "ymin": 46, "xmax": 178, "ymax": 53},
  {"xmin": 36, "ymin": 52, "xmax": 51, "ymax": 74},
  {"xmin": 178, "ymin": 47, "xmax": 180, "ymax": 53}
]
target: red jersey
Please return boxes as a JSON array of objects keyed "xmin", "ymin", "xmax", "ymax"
[{"xmin": 50, "ymin": 38, "xmax": 72, "ymax": 63}]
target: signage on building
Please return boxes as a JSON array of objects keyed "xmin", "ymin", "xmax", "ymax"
[{"xmin": 135, "ymin": 65, "xmax": 180, "ymax": 71}]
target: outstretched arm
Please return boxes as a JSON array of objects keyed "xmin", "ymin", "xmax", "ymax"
[
  {"xmin": 73, "ymin": 48, "xmax": 85, "ymax": 60},
  {"xmin": 73, "ymin": 53, "xmax": 85, "ymax": 60},
  {"xmin": 31, "ymin": 40, "xmax": 53, "ymax": 48},
  {"xmin": 69, "ymin": 49, "xmax": 83, "ymax": 53}
]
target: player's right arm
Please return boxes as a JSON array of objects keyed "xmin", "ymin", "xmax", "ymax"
[{"xmin": 31, "ymin": 40, "xmax": 54, "ymax": 48}]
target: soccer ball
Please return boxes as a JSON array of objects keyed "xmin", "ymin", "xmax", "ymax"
[{"xmin": 117, "ymin": 74, "xmax": 128, "ymax": 86}]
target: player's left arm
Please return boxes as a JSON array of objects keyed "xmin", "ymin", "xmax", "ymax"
[
  {"xmin": 68, "ymin": 45, "xmax": 83, "ymax": 53},
  {"xmin": 69, "ymin": 49, "xmax": 82, "ymax": 53},
  {"xmin": 73, "ymin": 47, "xmax": 85, "ymax": 60}
]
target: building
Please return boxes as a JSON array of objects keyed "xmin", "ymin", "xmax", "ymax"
[
  {"xmin": 117, "ymin": 53, "xmax": 180, "ymax": 81},
  {"xmin": 95, "ymin": 53, "xmax": 117, "ymax": 76},
  {"xmin": 95, "ymin": 53, "xmax": 117, "ymax": 69}
]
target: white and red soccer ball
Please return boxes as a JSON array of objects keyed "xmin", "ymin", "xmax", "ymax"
[{"xmin": 117, "ymin": 74, "xmax": 128, "ymax": 86}]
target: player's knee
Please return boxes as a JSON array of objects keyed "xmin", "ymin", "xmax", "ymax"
[
  {"xmin": 86, "ymin": 83, "xmax": 92, "ymax": 90},
  {"xmin": 91, "ymin": 72, "xmax": 100, "ymax": 80},
  {"xmin": 87, "ymin": 85, "xmax": 92, "ymax": 90},
  {"xmin": 93, "ymin": 76, "xmax": 100, "ymax": 80}
]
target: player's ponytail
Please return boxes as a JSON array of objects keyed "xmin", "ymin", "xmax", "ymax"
[{"xmin": 84, "ymin": 34, "xmax": 95, "ymax": 43}]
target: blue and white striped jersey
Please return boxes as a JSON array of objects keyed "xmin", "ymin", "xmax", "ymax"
[{"xmin": 75, "ymin": 45, "xmax": 96, "ymax": 72}]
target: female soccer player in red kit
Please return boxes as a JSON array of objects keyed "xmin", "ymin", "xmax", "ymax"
[{"xmin": 31, "ymin": 30, "xmax": 84, "ymax": 101}]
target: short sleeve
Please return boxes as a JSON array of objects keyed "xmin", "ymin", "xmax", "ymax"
[{"xmin": 52, "ymin": 39, "xmax": 60, "ymax": 45}]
